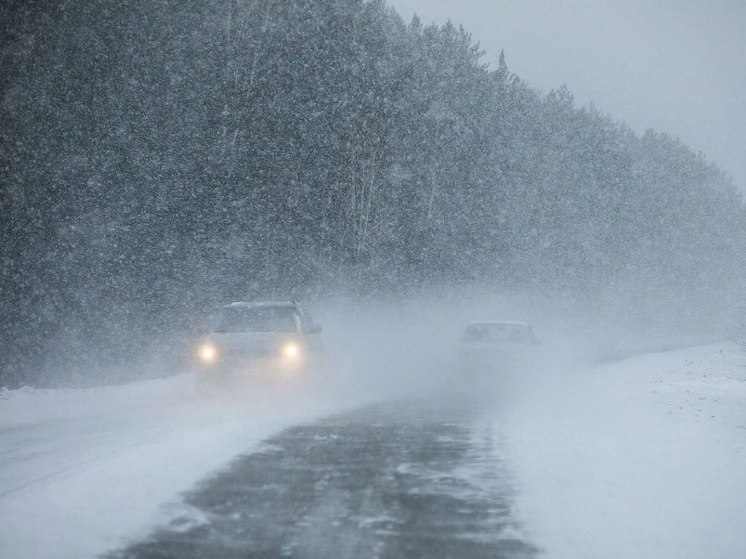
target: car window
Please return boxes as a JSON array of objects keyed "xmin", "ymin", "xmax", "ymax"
[
  {"xmin": 464, "ymin": 324, "xmax": 489, "ymax": 341},
  {"xmin": 489, "ymin": 324, "xmax": 528, "ymax": 342},
  {"xmin": 465, "ymin": 323, "xmax": 529, "ymax": 343},
  {"xmin": 214, "ymin": 307, "xmax": 299, "ymax": 333}
]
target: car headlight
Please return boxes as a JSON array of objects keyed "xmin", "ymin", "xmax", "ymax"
[
  {"xmin": 281, "ymin": 341, "xmax": 301, "ymax": 360},
  {"xmin": 197, "ymin": 341, "xmax": 218, "ymax": 364}
]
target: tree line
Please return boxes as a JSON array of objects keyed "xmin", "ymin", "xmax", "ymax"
[{"xmin": 1, "ymin": 0, "xmax": 744, "ymax": 386}]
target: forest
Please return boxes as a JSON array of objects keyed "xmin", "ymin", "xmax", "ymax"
[{"xmin": 1, "ymin": 0, "xmax": 744, "ymax": 387}]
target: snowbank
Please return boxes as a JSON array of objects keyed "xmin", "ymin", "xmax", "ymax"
[
  {"xmin": 505, "ymin": 342, "xmax": 746, "ymax": 559},
  {"xmin": 0, "ymin": 373, "xmax": 349, "ymax": 558}
]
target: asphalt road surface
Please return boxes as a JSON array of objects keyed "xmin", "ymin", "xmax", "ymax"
[{"xmin": 110, "ymin": 399, "xmax": 539, "ymax": 559}]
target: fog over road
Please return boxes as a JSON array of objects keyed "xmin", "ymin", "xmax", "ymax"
[{"xmin": 111, "ymin": 400, "xmax": 538, "ymax": 559}]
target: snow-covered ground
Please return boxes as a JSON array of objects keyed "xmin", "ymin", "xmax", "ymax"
[
  {"xmin": 1, "ymin": 342, "xmax": 744, "ymax": 558},
  {"xmin": 0, "ymin": 374, "xmax": 351, "ymax": 558},
  {"xmin": 505, "ymin": 341, "xmax": 746, "ymax": 559}
]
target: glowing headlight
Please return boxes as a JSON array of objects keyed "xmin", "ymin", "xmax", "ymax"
[
  {"xmin": 281, "ymin": 341, "xmax": 301, "ymax": 360},
  {"xmin": 197, "ymin": 342, "xmax": 218, "ymax": 364}
]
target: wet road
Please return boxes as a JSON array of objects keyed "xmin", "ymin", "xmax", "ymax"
[{"xmin": 110, "ymin": 400, "xmax": 539, "ymax": 559}]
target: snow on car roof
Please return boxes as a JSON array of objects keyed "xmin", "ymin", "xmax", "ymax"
[
  {"xmin": 466, "ymin": 320, "xmax": 531, "ymax": 328},
  {"xmin": 225, "ymin": 301, "xmax": 298, "ymax": 309}
]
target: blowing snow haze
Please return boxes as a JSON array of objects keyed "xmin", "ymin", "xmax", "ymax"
[{"xmin": 1, "ymin": 0, "xmax": 745, "ymax": 387}]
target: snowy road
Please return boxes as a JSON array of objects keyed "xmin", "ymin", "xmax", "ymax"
[
  {"xmin": 1, "ymin": 342, "xmax": 745, "ymax": 558},
  {"xmin": 109, "ymin": 400, "xmax": 537, "ymax": 558}
]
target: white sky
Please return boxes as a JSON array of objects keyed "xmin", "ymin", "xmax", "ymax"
[{"xmin": 389, "ymin": 0, "xmax": 746, "ymax": 195}]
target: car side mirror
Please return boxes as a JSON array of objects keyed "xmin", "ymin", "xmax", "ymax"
[{"xmin": 308, "ymin": 323, "xmax": 322, "ymax": 334}]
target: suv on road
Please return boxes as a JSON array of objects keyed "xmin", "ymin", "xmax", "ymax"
[{"xmin": 195, "ymin": 301, "xmax": 323, "ymax": 388}]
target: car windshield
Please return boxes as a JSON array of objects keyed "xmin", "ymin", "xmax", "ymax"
[
  {"xmin": 214, "ymin": 306, "xmax": 298, "ymax": 333},
  {"xmin": 465, "ymin": 323, "xmax": 528, "ymax": 343}
]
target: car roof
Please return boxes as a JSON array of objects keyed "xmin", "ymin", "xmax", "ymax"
[
  {"xmin": 466, "ymin": 321, "xmax": 531, "ymax": 328},
  {"xmin": 223, "ymin": 301, "xmax": 300, "ymax": 310}
]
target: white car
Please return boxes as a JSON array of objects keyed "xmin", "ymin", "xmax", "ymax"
[
  {"xmin": 459, "ymin": 321, "xmax": 539, "ymax": 376},
  {"xmin": 195, "ymin": 301, "xmax": 322, "ymax": 388}
]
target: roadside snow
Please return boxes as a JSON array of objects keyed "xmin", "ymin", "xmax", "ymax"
[
  {"xmin": 0, "ymin": 373, "xmax": 346, "ymax": 559},
  {"xmin": 504, "ymin": 342, "xmax": 746, "ymax": 559}
]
